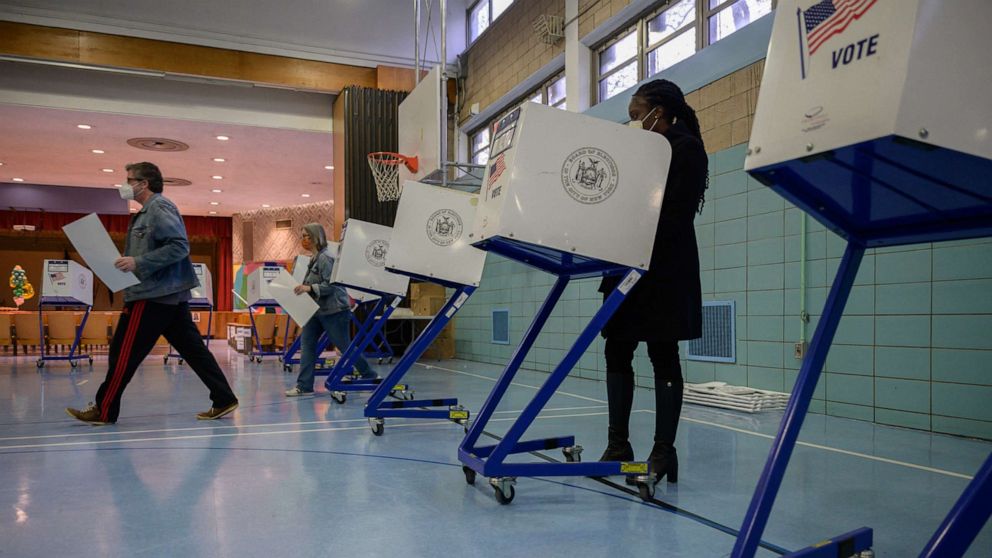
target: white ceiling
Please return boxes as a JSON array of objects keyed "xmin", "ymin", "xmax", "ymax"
[
  {"xmin": 0, "ymin": 1, "xmax": 469, "ymax": 218},
  {"xmin": 0, "ymin": 0, "xmax": 467, "ymax": 68}
]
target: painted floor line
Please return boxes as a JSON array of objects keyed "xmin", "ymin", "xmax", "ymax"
[
  {"xmin": 0, "ymin": 411, "xmax": 612, "ymax": 451},
  {"xmin": 0, "ymin": 404, "xmax": 606, "ymax": 443},
  {"xmin": 424, "ymin": 362, "xmax": 978, "ymax": 481}
]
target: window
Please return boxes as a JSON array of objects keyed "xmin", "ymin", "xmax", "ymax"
[
  {"xmin": 546, "ymin": 75, "xmax": 567, "ymax": 109},
  {"xmin": 598, "ymin": 30, "xmax": 639, "ymax": 101},
  {"xmin": 471, "ymin": 128, "xmax": 490, "ymax": 166},
  {"xmin": 596, "ymin": 0, "xmax": 775, "ymax": 102},
  {"xmin": 468, "ymin": 0, "xmax": 515, "ymax": 44},
  {"xmin": 707, "ymin": 0, "xmax": 772, "ymax": 44}
]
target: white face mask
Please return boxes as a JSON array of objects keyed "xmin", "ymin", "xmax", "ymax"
[
  {"xmin": 628, "ymin": 107, "xmax": 660, "ymax": 131},
  {"xmin": 118, "ymin": 183, "xmax": 135, "ymax": 200}
]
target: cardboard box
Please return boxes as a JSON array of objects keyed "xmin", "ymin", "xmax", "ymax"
[
  {"xmin": 410, "ymin": 282, "xmax": 446, "ymax": 300},
  {"xmin": 412, "ymin": 296, "xmax": 446, "ymax": 316}
]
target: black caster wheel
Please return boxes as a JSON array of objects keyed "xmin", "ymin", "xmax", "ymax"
[
  {"xmin": 178, "ymin": 359, "xmax": 184, "ymax": 365},
  {"xmin": 36, "ymin": 360, "xmax": 44, "ymax": 369},
  {"xmin": 70, "ymin": 360, "xmax": 77, "ymax": 368},
  {"xmin": 331, "ymin": 392, "xmax": 347, "ymax": 404},
  {"xmin": 494, "ymin": 484, "xmax": 515, "ymax": 505},
  {"xmin": 88, "ymin": 357, "xmax": 94, "ymax": 365},
  {"xmin": 388, "ymin": 357, "xmax": 394, "ymax": 365},
  {"xmin": 283, "ymin": 364, "xmax": 292, "ymax": 372},
  {"xmin": 278, "ymin": 356, "xmax": 283, "ymax": 363},
  {"xmin": 636, "ymin": 480, "xmax": 656, "ymax": 502},
  {"xmin": 163, "ymin": 356, "xmax": 169, "ymax": 364},
  {"xmin": 369, "ymin": 418, "xmax": 384, "ymax": 436},
  {"xmin": 461, "ymin": 420, "xmax": 470, "ymax": 434},
  {"xmin": 562, "ymin": 445, "xmax": 583, "ymax": 463},
  {"xmin": 377, "ymin": 358, "xmax": 383, "ymax": 365},
  {"xmin": 462, "ymin": 466, "xmax": 476, "ymax": 485}
]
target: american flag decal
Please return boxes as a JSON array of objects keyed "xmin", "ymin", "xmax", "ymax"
[
  {"xmin": 797, "ymin": 0, "xmax": 877, "ymax": 78},
  {"xmin": 487, "ymin": 153, "xmax": 506, "ymax": 188}
]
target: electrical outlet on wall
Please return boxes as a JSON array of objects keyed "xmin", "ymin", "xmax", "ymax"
[{"xmin": 794, "ymin": 341, "xmax": 807, "ymax": 360}]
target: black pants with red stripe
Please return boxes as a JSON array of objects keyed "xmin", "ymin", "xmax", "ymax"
[{"xmin": 94, "ymin": 300, "xmax": 237, "ymax": 423}]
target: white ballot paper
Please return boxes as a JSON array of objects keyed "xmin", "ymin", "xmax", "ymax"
[
  {"xmin": 267, "ymin": 268, "xmax": 318, "ymax": 326},
  {"xmin": 62, "ymin": 213, "xmax": 140, "ymax": 292}
]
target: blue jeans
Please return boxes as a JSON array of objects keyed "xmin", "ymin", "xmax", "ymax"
[{"xmin": 296, "ymin": 310, "xmax": 374, "ymax": 391}]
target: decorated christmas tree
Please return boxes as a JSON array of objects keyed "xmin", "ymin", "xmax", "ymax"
[{"xmin": 10, "ymin": 265, "xmax": 34, "ymax": 308}]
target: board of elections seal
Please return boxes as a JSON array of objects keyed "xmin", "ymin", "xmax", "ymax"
[
  {"xmin": 561, "ymin": 147, "xmax": 618, "ymax": 204},
  {"xmin": 365, "ymin": 239, "xmax": 388, "ymax": 267},
  {"xmin": 426, "ymin": 209, "xmax": 463, "ymax": 247}
]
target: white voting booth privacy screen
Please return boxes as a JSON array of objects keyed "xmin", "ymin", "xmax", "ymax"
[
  {"xmin": 294, "ymin": 251, "xmax": 379, "ymax": 303},
  {"xmin": 472, "ymin": 102, "xmax": 670, "ymax": 269},
  {"xmin": 245, "ymin": 265, "xmax": 284, "ymax": 306},
  {"xmin": 190, "ymin": 263, "xmax": 213, "ymax": 306},
  {"xmin": 330, "ymin": 220, "xmax": 409, "ymax": 297},
  {"xmin": 746, "ymin": 0, "xmax": 992, "ymax": 171},
  {"xmin": 41, "ymin": 259, "xmax": 93, "ymax": 306},
  {"xmin": 386, "ymin": 181, "xmax": 487, "ymax": 287}
]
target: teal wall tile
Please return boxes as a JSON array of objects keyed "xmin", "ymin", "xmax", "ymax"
[
  {"xmin": 748, "ymin": 187, "xmax": 785, "ymax": 215},
  {"xmin": 932, "ymin": 279, "xmax": 992, "ymax": 314},
  {"xmin": 748, "ymin": 290, "xmax": 784, "ymax": 316},
  {"xmin": 933, "ymin": 383, "xmax": 992, "ymax": 422},
  {"xmin": 686, "ymin": 360, "xmax": 716, "ymax": 383},
  {"xmin": 876, "ymin": 409, "xmax": 931, "ymax": 431},
  {"xmin": 747, "ymin": 341, "xmax": 783, "ymax": 368},
  {"xmin": 825, "ymin": 344, "xmax": 874, "ymax": 376},
  {"xmin": 875, "ymin": 315, "xmax": 929, "ymax": 347},
  {"xmin": 696, "ymin": 223, "xmax": 715, "ymax": 248},
  {"xmin": 933, "ymin": 315, "xmax": 992, "ymax": 350},
  {"xmin": 714, "ymin": 364, "xmax": 747, "ymax": 386},
  {"xmin": 784, "ymin": 370, "xmax": 826, "ymax": 399},
  {"xmin": 715, "ymin": 244, "xmax": 746, "ymax": 269},
  {"xmin": 875, "ymin": 249, "xmax": 932, "ymax": 284},
  {"xmin": 747, "ymin": 238, "xmax": 784, "ymax": 266},
  {"xmin": 932, "ymin": 242, "xmax": 992, "ymax": 281},
  {"xmin": 826, "ymin": 401, "xmax": 874, "ymax": 422},
  {"xmin": 846, "ymin": 285, "xmax": 875, "ymax": 315},
  {"xmin": 748, "ymin": 366, "xmax": 784, "ymax": 392},
  {"xmin": 875, "ymin": 283, "xmax": 931, "ymax": 315},
  {"xmin": 932, "ymin": 416, "xmax": 992, "ymax": 440},
  {"xmin": 715, "ymin": 217, "xmax": 747, "ymax": 245},
  {"xmin": 825, "ymin": 373, "xmax": 873, "ymax": 406},
  {"xmin": 931, "ymin": 349, "xmax": 992, "ymax": 385},
  {"xmin": 747, "ymin": 211, "xmax": 784, "ymax": 241},
  {"xmin": 747, "ymin": 316, "xmax": 783, "ymax": 342},
  {"xmin": 715, "ymin": 267, "xmax": 747, "ymax": 292},
  {"xmin": 709, "ymin": 144, "xmax": 748, "ymax": 175},
  {"xmin": 748, "ymin": 263, "xmax": 784, "ymax": 291},
  {"xmin": 875, "ymin": 346, "xmax": 930, "ymax": 381},
  {"xmin": 709, "ymin": 169, "xmax": 748, "ymax": 198},
  {"xmin": 833, "ymin": 315, "xmax": 874, "ymax": 345},
  {"xmin": 715, "ymin": 192, "xmax": 748, "ymax": 221},
  {"xmin": 875, "ymin": 378, "xmax": 930, "ymax": 413}
]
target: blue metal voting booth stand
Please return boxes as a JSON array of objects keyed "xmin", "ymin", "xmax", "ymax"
[
  {"xmin": 279, "ymin": 302, "xmax": 393, "ymax": 372},
  {"xmin": 322, "ymin": 291, "xmax": 406, "ymax": 404},
  {"xmin": 364, "ymin": 274, "xmax": 476, "ymax": 436},
  {"xmin": 247, "ymin": 300, "xmax": 283, "ymax": 363},
  {"xmin": 457, "ymin": 237, "xmax": 648, "ymax": 504},
  {"xmin": 36, "ymin": 295, "xmax": 93, "ymax": 369},
  {"xmin": 731, "ymin": 138, "xmax": 992, "ymax": 558},
  {"xmin": 164, "ymin": 300, "xmax": 212, "ymax": 365}
]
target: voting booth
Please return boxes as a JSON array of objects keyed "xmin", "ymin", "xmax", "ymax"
[
  {"xmin": 37, "ymin": 259, "xmax": 94, "ymax": 368},
  {"xmin": 322, "ymin": 219, "xmax": 410, "ymax": 403},
  {"xmin": 244, "ymin": 264, "xmax": 286, "ymax": 362},
  {"xmin": 364, "ymin": 182, "xmax": 488, "ymax": 434},
  {"xmin": 459, "ymin": 102, "xmax": 671, "ymax": 504},
  {"xmin": 731, "ymin": 2, "xmax": 992, "ymax": 557},
  {"xmin": 165, "ymin": 263, "xmax": 214, "ymax": 365}
]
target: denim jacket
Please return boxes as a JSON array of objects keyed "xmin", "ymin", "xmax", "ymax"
[
  {"xmin": 303, "ymin": 248, "xmax": 350, "ymax": 316},
  {"xmin": 123, "ymin": 193, "xmax": 199, "ymax": 302}
]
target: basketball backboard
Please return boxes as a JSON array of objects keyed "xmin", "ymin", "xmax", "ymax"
[{"xmin": 398, "ymin": 65, "xmax": 442, "ymax": 184}]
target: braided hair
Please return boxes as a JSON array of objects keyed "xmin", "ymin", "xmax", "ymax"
[{"xmin": 633, "ymin": 79, "xmax": 708, "ymax": 214}]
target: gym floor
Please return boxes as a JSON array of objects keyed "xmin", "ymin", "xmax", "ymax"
[{"xmin": 1, "ymin": 345, "xmax": 989, "ymax": 557}]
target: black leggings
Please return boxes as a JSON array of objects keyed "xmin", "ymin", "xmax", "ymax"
[{"xmin": 604, "ymin": 337, "xmax": 682, "ymax": 383}]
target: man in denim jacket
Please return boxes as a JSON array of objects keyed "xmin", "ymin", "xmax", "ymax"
[{"xmin": 67, "ymin": 162, "xmax": 238, "ymax": 425}]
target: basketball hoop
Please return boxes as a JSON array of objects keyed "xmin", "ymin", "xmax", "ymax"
[{"xmin": 367, "ymin": 152, "xmax": 419, "ymax": 202}]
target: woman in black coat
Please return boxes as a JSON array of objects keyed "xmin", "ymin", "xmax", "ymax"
[{"xmin": 598, "ymin": 79, "xmax": 708, "ymax": 486}]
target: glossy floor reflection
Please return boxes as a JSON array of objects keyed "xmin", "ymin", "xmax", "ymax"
[{"xmin": 1, "ymin": 343, "xmax": 989, "ymax": 557}]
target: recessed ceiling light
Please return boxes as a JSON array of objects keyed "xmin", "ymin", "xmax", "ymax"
[
  {"xmin": 301, "ymin": 193, "xmax": 311, "ymax": 198},
  {"xmin": 209, "ymin": 211, "xmax": 218, "ymax": 215},
  {"xmin": 210, "ymin": 201, "xmax": 220, "ymax": 206},
  {"xmin": 77, "ymin": 124, "xmax": 92, "ymax": 130},
  {"xmin": 91, "ymin": 149, "xmax": 105, "ymax": 154},
  {"xmin": 261, "ymin": 204, "xmax": 271, "ymax": 208},
  {"xmin": 324, "ymin": 165, "xmax": 334, "ymax": 170},
  {"xmin": 101, "ymin": 168, "xmax": 114, "ymax": 173},
  {"xmin": 12, "ymin": 177, "xmax": 24, "ymax": 182},
  {"xmin": 113, "ymin": 184, "xmax": 122, "ymax": 188},
  {"xmin": 0, "ymin": 162, "xmax": 4, "ymax": 166},
  {"xmin": 211, "ymin": 188, "xmax": 223, "ymax": 193},
  {"xmin": 130, "ymin": 208, "xmax": 137, "ymax": 212},
  {"xmin": 215, "ymin": 135, "xmax": 229, "ymax": 141},
  {"xmin": 212, "ymin": 158, "xmax": 226, "ymax": 162},
  {"xmin": 211, "ymin": 175, "xmax": 223, "ymax": 180}
]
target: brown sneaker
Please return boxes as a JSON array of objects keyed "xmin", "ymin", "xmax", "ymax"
[
  {"xmin": 196, "ymin": 401, "xmax": 239, "ymax": 420},
  {"xmin": 66, "ymin": 403, "xmax": 114, "ymax": 425}
]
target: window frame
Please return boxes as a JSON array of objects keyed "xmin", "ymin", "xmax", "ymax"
[{"xmin": 467, "ymin": 0, "xmax": 516, "ymax": 45}]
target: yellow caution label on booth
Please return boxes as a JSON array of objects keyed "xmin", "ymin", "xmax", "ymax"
[
  {"xmin": 449, "ymin": 410, "xmax": 469, "ymax": 420},
  {"xmin": 620, "ymin": 462, "xmax": 648, "ymax": 474}
]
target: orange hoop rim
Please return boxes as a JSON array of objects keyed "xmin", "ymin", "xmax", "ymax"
[{"xmin": 367, "ymin": 151, "xmax": 419, "ymax": 173}]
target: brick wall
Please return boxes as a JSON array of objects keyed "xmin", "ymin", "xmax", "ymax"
[{"xmin": 578, "ymin": 0, "xmax": 634, "ymax": 38}]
